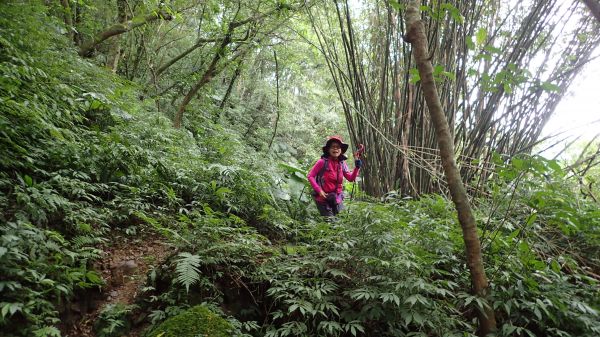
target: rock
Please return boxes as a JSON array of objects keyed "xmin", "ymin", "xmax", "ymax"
[
  {"xmin": 110, "ymin": 260, "xmax": 138, "ymax": 286},
  {"xmin": 70, "ymin": 302, "xmax": 82, "ymax": 313}
]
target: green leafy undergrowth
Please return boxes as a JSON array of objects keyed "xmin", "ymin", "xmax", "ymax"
[
  {"xmin": 136, "ymin": 187, "xmax": 598, "ymax": 337},
  {"xmin": 0, "ymin": 3, "xmax": 286, "ymax": 336},
  {"xmin": 138, "ymin": 208, "xmax": 275, "ymax": 322},
  {"xmin": 146, "ymin": 305, "xmax": 234, "ymax": 337},
  {"xmin": 260, "ymin": 202, "xmax": 473, "ymax": 337},
  {"xmin": 93, "ymin": 303, "xmax": 138, "ymax": 337},
  {"xmin": 0, "ymin": 4, "xmax": 143, "ymax": 334},
  {"xmin": 0, "ymin": 221, "xmax": 103, "ymax": 336},
  {"xmin": 479, "ymin": 154, "xmax": 600, "ymax": 336}
]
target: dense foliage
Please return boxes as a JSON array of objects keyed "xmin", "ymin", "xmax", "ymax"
[
  {"xmin": 147, "ymin": 305, "xmax": 234, "ymax": 337},
  {"xmin": 0, "ymin": 2, "xmax": 598, "ymax": 337}
]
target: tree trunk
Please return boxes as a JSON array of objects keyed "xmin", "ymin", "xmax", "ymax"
[
  {"xmin": 219, "ymin": 60, "xmax": 242, "ymax": 110},
  {"xmin": 79, "ymin": 9, "xmax": 172, "ymax": 57},
  {"xmin": 173, "ymin": 33, "xmax": 232, "ymax": 129},
  {"xmin": 268, "ymin": 49, "xmax": 280, "ymax": 149},
  {"xmin": 59, "ymin": 0, "xmax": 74, "ymax": 42},
  {"xmin": 582, "ymin": 0, "xmax": 600, "ymax": 22},
  {"xmin": 106, "ymin": 0, "xmax": 129, "ymax": 72},
  {"xmin": 404, "ymin": 1, "xmax": 497, "ymax": 336},
  {"xmin": 400, "ymin": 81, "xmax": 414, "ymax": 195}
]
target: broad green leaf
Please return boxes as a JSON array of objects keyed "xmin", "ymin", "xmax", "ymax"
[
  {"xmin": 484, "ymin": 45, "xmax": 501, "ymax": 54},
  {"xmin": 412, "ymin": 311, "xmax": 424, "ymax": 324},
  {"xmin": 525, "ymin": 213, "xmax": 537, "ymax": 227},
  {"xmin": 403, "ymin": 311, "xmax": 412, "ymax": 326},
  {"xmin": 409, "ymin": 68, "xmax": 421, "ymax": 84},
  {"xmin": 540, "ymin": 81, "xmax": 560, "ymax": 92},
  {"xmin": 86, "ymin": 271, "xmax": 103, "ymax": 285},
  {"xmin": 1, "ymin": 302, "xmax": 23, "ymax": 318},
  {"xmin": 547, "ymin": 159, "xmax": 563, "ymax": 173},
  {"xmin": 466, "ymin": 36, "xmax": 475, "ymax": 50},
  {"xmin": 389, "ymin": 0, "xmax": 404, "ymax": 11},
  {"xmin": 502, "ymin": 324, "xmax": 517, "ymax": 335},
  {"xmin": 550, "ymin": 260, "xmax": 561, "ymax": 272},
  {"xmin": 476, "ymin": 28, "xmax": 487, "ymax": 45},
  {"xmin": 441, "ymin": 3, "xmax": 464, "ymax": 23},
  {"xmin": 39, "ymin": 279, "xmax": 55, "ymax": 286}
]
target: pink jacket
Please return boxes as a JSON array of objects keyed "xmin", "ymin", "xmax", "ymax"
[{"xmin": 307, "ymin": 156, "xmax": 360, "ymax": 203}]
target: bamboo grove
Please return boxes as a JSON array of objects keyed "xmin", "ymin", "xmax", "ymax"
[{"xmin": 307, "ymin": 0, "xmax": 600, "ymax": 197}]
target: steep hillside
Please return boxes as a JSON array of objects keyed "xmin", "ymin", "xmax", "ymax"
[{"xmin": 1, "ymin": 3, "xmax": 598, "ymax": 337}]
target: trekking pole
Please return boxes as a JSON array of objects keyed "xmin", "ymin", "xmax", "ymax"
[
  {"xmin": 299, "ymin": 185, "xmax": 306, "ymax": 202},
  {"xmin": 350, "ymin": 144, "xmax": 365, "ymax": 200}
]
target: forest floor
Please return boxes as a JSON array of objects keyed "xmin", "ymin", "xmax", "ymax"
[{"xmin": 64, "ymin": 233, "xmax": 174, "ymax": 337}]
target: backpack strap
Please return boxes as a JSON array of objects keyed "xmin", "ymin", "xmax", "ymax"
[
  {"xmin": 316, "ymin": 158, "xmax": 344, "ymax": 193},
  {"xmin": 316, "ymin": 157, "xmax": 328, "ymax": 191}
]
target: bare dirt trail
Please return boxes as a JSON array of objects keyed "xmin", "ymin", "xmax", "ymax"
[{"xmin": 64, "ymin": 234, "xmax": 173, "ymax": 337}]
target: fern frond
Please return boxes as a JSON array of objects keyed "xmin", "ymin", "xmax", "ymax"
[
  {"xmin": 33, "ymin": 326, "xmax": 61, "ymax": 337},
  {"xmin": 77, "ymin": 247, "xmax": 102, "ymax": 260},
  {"xmin": 71, "ymin": 235, "xmax": 104, "ymax": 248},
  {"xmin": 175, "ymin": 252, "xmax": 202, "ymax": 293}
]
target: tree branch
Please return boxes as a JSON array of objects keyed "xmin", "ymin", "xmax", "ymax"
[
  {"xmin": 79, "ymin": 9, "xmax": 173, "ymax": 57},
  {"xmin": 156, "ymin": 33, "xmax": 251, "ymax": 77},
  {"xmin": 268, "ymin": 49, "xmax": 280, "ymax": 149}
]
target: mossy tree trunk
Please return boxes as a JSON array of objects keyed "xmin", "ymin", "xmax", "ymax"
[{"xmin": 404, "ymin": 1, "xmax": 497, "ymax": 336}]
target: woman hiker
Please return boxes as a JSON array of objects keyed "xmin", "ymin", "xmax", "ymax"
[{"xmin": 307, "ymin": 135, "xmax": 362, "ymax": 217}]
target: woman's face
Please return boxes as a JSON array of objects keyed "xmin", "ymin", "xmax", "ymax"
[{"xmin": 328, "ymin": 141, "xmax": 342, "ymax": 158}]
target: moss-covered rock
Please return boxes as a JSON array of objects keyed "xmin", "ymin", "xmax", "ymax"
[{"xmin": 146, "ymin": 305, "xmax": 233, "ymax": 337}]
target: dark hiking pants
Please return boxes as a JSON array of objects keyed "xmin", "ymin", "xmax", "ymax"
[{"xmin": 315, "ymin": 200, "xmax": 343, "ymax": 217}]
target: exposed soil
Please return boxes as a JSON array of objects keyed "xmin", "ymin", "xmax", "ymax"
[{"xmin": 63, "ymin": 233, "xmax": 174, "ymax": 337}]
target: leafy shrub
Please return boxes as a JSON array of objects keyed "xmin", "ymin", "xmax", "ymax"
[
  {"xmin": 480, "ymin": 154, "xmax": 600, "ymax": 336},
  {"xmin": 146, "ymin": 305, "xmax": 234, "ymax": 337},
  {"xmin": 94, "ymin": 303, "xmax": 137, "ymax": 337},
  {"xmin": 143, "ymin": 208, "xmax": 274, "ymax": 298},
  {"xmin": 261, "ymin": 203, "xmax": 473, "ymax": 337},
  {"xmin": 0, "ymin": 221, "xmax": 103, "ymax": 336}
]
